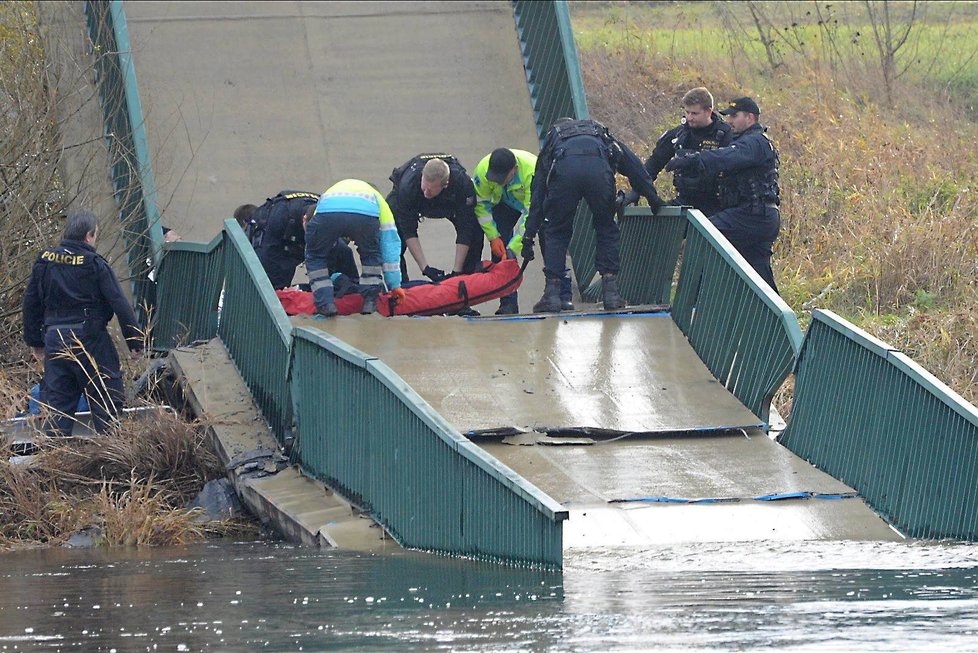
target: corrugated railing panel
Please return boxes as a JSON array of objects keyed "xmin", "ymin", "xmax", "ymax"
[
  {"xmin": 218, "ymin": 219, "xmax": 293, "ymax": 444},
  {"xmin": 152, "ymin": 234, "xmax": 224, "ymax": 350},
  {"xmin": 512, "ymin": 0, "xmax": 598, "ymax": 296},
  {"xmin": 291, "ymin": 328, "xmax": 567, "ymax": 568},
  {"xmin": 671, "ymin": 210, "xmax": 803, "ymax": 423},
  {"xmin": 83, "ymin": 1, "xmax": 163, "ymax": 323},
  {"xmin": 780, "ymin": 310, "xmax": 978, "ymax": 540},
  {"xmin": 614, "ymin": 205, "xmax": 686, "ymax": 305}
]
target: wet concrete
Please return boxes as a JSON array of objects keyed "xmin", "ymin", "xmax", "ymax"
[
  {"xmin": 119, "ymin": 1, "xmax": 545, "ymax": 291},
  {"xmin": 292, "ymin": 311, "xmax": 902, "ymax": 546},
  {"xmin": 478, "ymin": 432, "xmax": 903, "ymax": 546},
  {"xmin": 169, "ymin": 339, "xmax": 394, "ymax": 551},
  {"xmin": 293, "ymin": 312, "xmax": 765, "ymax": 434}
]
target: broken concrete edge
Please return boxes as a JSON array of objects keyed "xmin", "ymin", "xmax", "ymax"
[{"xmin": 167, "ymin": 339, "xmax": 396, "ymax": 552}]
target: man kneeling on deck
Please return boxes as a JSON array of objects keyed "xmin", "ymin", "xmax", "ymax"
[{"xmin": 305, "ymin": 179, "xmax": 405, "ymax": 317}]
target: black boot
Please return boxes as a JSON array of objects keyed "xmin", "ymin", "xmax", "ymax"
[
  {"xmin": 533, "ymin": 278, "xmax": 563, "ymax": 313},
  {"xmin": 361, "ymin": 287, "xmax": 379, "ymax": 314},
  {"xmin": 602, "ymin": 273, "xmax": 625, "ymax": 310},
  {"xmin": 495, "ymin": 296, "xmax": 519, "ymax": 315}
]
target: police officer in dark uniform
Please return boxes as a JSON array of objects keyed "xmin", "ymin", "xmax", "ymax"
[
  {"xmin": 234, "ymin": 191, "xmax": 358, "ymax": 289},
  {"xmin": 643, "ymin": 87, "xmax": 732, "ymax": 216},
  {"xmin": 386, "ymin": 153, "xmax": 484, "ymax": 282},
  {"xmin": 523, "ymin": 118, "xmax": 663, "ymax": 312},
  {"xmin": 22, "ymin": 209, "xmax": 143, "ymax": 436},
  {"xmin": 665, "ymin": 97, "xmax": 781, "ymax": 293}
]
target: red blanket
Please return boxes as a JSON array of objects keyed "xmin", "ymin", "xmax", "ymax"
[
  {"xmin": 276, "ymin": 289, "xmax": 363, "ymax": 316},
  {"xmin": 377, "ymin": 259, "xmax": 522, "ymax": 316},
  {"xmin": 276, "ymin": 259, "xmax": 522, "ymax": 318}
]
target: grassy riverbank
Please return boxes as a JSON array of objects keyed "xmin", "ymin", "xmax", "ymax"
[{"xmin": 572, "ymin": 1, "xmax": 978, "ymax": 405}]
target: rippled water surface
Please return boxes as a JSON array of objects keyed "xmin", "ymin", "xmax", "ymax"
[{"xmin": 2, "ymin": 539, "xmax": 978, "ymax": 651}]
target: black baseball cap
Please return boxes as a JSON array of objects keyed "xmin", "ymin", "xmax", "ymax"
[
  {"xmin": 719, "ymin": 97, "xmax": 760, "ymax": 116},
  {"xmin": 486, "ymin": 148, "xmax": 516, "ymax": 184}
]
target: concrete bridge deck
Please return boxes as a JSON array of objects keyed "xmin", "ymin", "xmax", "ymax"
[{"xmin": 295, "ymin": 311, "xmax": 902, "ymax": 547}]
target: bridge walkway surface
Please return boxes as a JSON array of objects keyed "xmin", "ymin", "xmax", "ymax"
[{"xmin": 295, "ymin": 311, "xmax": 902, "ymax": 546}]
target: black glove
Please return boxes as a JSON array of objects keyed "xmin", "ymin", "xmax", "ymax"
[
  {"xmin": 614, "ymin": 190, "xmax": 627, "ymax": 220},
  {"xmin": 422, "ymin": 265, "xmax": 446, "ymax": 282},
  {"xmin": 664, "ymin": 154, "xmax": 697, "ymax": 173},
  {"xmin": 522, "ymin": 237, "xmax": 535, "ymax": 262}
]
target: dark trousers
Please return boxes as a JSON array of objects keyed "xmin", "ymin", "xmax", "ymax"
[
  {"xmin": 541, "ymin": 155, "xmax": 618, "ymax": 278},
  {"xmin": 710, "ymin": 204, "xmax": 781, "ymax": 294},
  {"xmin": 306, "ymin": 212, "xmax": 382, "ymax": 311},
  {"xmin": 42, "ymin": 327, "xmax": 124, "ymax": 436},
  {"xmin": 259, "ymin": 239, "xmax": 357, "ymax": 289},
  {"xmin": 326, "ymin": 239, "xmax": 360, "ymax": 281},
  {"xmin": 490, "ymin": 203, "xmax": 522, "ymax": 306}
]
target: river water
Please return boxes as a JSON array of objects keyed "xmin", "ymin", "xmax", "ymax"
[{"xmin": 2, "ymin": 538, "xmax": 978, "ymax": 652}]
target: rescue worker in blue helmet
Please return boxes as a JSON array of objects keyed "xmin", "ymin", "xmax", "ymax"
[
  {"xmin": 665, "ymin": 97, "xmax": 780, "ymax": 293},
  {"xmin": 643, "ymin": 87, "xmax": 733, "ymax": 216},
  {"xmin": 522, "ymin": 118, "xmax": 662, "ymax": 312},
  {"xmin": 305, "ymin": 179, "xmax": 405, "ymax": 317},
  {"xmin": 22, "ymin": 209, "xmax": 143, "ymax": 436}
]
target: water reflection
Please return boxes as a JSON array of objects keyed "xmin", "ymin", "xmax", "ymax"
[{"xmin": 1, "ymin": 539, "xmax": 977, "ymax": 651}]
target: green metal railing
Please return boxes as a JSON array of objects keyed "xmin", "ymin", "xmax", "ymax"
[
  {"xmin": 672, "ymin": 210, "xmax": 803, "ymax": 423},
  {"xmin": 83, "ymin": 1, "xmax": 163, "ymax": 323},
  {"xmin": 780, "ymin": 310, "xmax": 978, "ymax": 540},
  {"xmin": 588, "ymin": 205, "xmax": 687, "ymax": 305},
  {"xmin": 513, "ymin": 0, "xmax": 604, "ymax": 297},
  {"xmin": 218, "ymin": 220, "xmax": 294, "ymax": 444},
  {"xmin": 151, "ymin": 233, "xmax": 224, "ymax": 350},
  {"xmin": 291, "ymin": 328, "xmax": 568, "ymax": 568}
]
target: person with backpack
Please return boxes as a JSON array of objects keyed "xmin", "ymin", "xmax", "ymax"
[
  {"xmin": 386, "ymin": 153, "xmax": 484, "ymax": 283},
  {"xmin": 233, "ymin": 191, "xmax": 357, "ymax": 289},
  {"xmin": 522, "ymin": 118, "xmax": 662, "ymax": 312}
]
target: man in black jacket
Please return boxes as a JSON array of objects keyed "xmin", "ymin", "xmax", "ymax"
[
  {"xmin": 22, "ymin": 209, "xmax": 143, "ymax": 436},
  {"xmin": 386, "ymin": 153, "xmax": 484, "ymax": 282},
  {"xmin": 665, "ymin": 97, "xmax": 781, "ymax": 293},
  {"xmin": 523, "ymin": 118, "xmax": 662, "ymax": 312},
  {"xmin": 234, "ymin": 191, "xmax": 357, "ymax": 288},
  {"xmin": 644, "ymin": 87, "xmax": 732, "ymax": 216}
]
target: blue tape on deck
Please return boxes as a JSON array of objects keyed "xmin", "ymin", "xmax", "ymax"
[{"xmin": 611, "ymin": 491, "xmax": 860, "ymax": 504}]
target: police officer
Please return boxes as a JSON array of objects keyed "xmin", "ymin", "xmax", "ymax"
[
  {"xmin": 665, "ymin": 97, "xmax": 781, "ymax": 293},
  {"xmin": 387, "ymin": 154, "xmax": 484, "ymax": 283},
  {"xmin": 644, "ymin": 87, "xmax": 732, "ymax": 216},
  {"xmin": 234, "ymin": 191, "xmax": 358, "ymax": 289},
  {"xmin": 305, "ymin": 179, "xmax": 405, "ymax": 317},
  {"xmin": 523, "ymin": 118, "xmax": 663, "ymax": 313},
  {"xmin": 22, "ymin": 209, "xmax": 143, "ymax": 436},
  {"xmin": 473, "ymin": 147, "xmax": 574, "ymax": 314}
]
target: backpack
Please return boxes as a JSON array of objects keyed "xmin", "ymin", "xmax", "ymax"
[{"xmin": 249, "ymin": 191, "xmax": 319, "ymax": 250}]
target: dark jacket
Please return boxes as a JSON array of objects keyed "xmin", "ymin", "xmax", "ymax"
[
  {"xmin": 645, "ymin": 112, "xmax": 732, "ymax": 214},
  {"xmin": 23, "ymin": 239, "xmax": 142, "ymax": 350},
  {"xmin": 696, "ymin": 123, "xmax": 780, "ymax": 210},
  {"xmin": 525, "ymin": 119, "xmax": 660, "ymax": 240},
  {"xmin": 387, "ymin": 155, "xmax": 479, "ymax": 242},
  {"xmin": 252, "ymin": 190, "xmax": 319, "ymax": 288}
]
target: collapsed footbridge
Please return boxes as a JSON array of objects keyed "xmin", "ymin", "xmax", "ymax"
[{"xmin": 51, "ymin": 1, "xmax": 978, "ymax": 568}]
